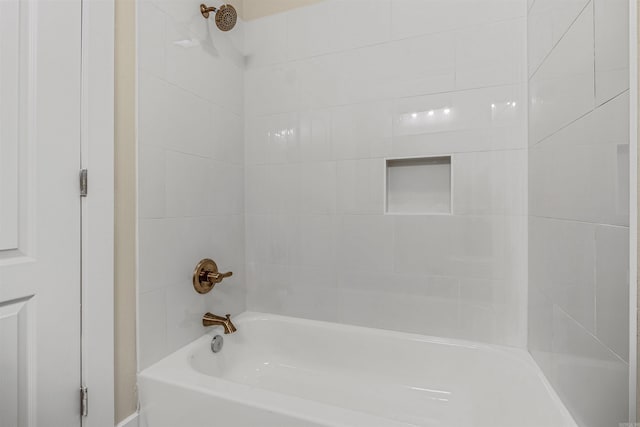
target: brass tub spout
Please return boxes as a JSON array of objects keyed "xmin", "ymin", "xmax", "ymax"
[{"xmin": 202, "ymin": 312, "xmax": 237, "ymax": 334}]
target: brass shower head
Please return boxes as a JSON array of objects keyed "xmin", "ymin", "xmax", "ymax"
[{"xmin": 200, "ymin": 3, "xmax": 237, "ymax": 32}]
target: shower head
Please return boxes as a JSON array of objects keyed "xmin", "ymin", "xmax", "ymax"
[{"xmin": 200, "ymin": 3, "xmax": 237, "ymax": 32}]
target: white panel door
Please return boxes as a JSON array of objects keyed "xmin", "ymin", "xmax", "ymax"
[{"xmin": 0, "ymin": 0, "xmax": 82, "ymax": 424}]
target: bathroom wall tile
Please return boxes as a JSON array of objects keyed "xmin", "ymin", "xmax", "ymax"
[
  {"xmin": 139, "ymin": 289, "xmax": 168, "ymax": 369},
  {"xmin": 284, "ymin": 2, "xmax": 333, "ymax": 60},
  {"xmin": 455, "ymin": 18, "xmax": 526, "ymax": 90},
  {"xmin": 594, "ymin": 0, "xmax": 629, "ymax": 105},
  {"xmin": 533, "ymin": 91, "xmax": 629, "ymax": 148},
  {"xmin": 246, "ymin": 263, "xmax": 291, "ymax": 313},
  {"xmin": 138, "ymin": 219, "xmax": 181, "ymax": 292},
  {"xmin": 208, "ymin": 215, "xmax": 245, "ymax": 271},
  {"xmin": 245, "ymin": 214, "xmax": 299, "ymax": 265},
  {"xmin": 595, "ymin": 225, "xmax": 630, "ymax": 361},
  {"xmin": 549, "ymin": 306, "xmax": 628, "ymax": 427},
  {"xmin": 164, "ymin": 151, "xmax": 212, "ymax": 217},
  {"xmin": 528, "ymin": 216, "xmax": 596, "ymax": 333},
  {"xmin": 298, "ymin": 162, "xmax": 337, "ymax": 214},
  {"xmin": 393, "ymin": 85, "xmax": 525, "ymax": 145},
  {"xmin": 241, "ymin": 0, "xmax": 527, "ymax": 349},
  {"xmin": 391, "ymin": 125, "xmax": 527, "ymax": 158},
  {"xmin": 295, "ymin": 54, "xmax": 350, "ymax": 110},
  {"xmin": 163, "ymin": 83, "xmax": 216, "ymax": 158},
  {"xmin": 336, "ymin": 215, "xmax": 394, "ymax": 273},
  {"xmin": 138, "ymin": 72, "xmax": 171, "ymax": 149},
  {"xmin": 529, "ymin": 3, "xmax": 594, "ymax": 144},
  {"xmin": 298, "ymin": 110, "xmax": 333, "ymax": 162},
  {"xmin": 164, "ymin": 282, "xmax": 207, "ymax": 351},
  {"xmin": 453, "ymin": 149, "xmax": 527, "ymax": 216},
  {"xmin": 147, "ymin": 0, "xmax": 209, "ymax": 28},
  {"xmin": 394, "ymin": 215, "xmax": 526, "ymax": 282},
  {"xmin": 164, "ymin": 17, "xmax": 244, "ymax": 114},
  {"xmin": 387, "ymin": 32, "xmax": 456, "ymax": 98},
  {"xmin": 527, "ymin": 0, "xmax": 590, "ymax": 76},
  {"xmin": 325, "ymin": 0, "xmax": 391, "ymax": 55},
  {"xmin": 245, "ymin": 64, "xmax": 298, "ymax": 116},
  {"xmin": 331, "ymin": 101, "xmax": 393, "ymax": 160},
  {"xmin": 209, "ymin": 161, "xmax": 244, "ymax": 215},
  {"xmin": 137, "ymin": 1, "xmax": 166, "ymax": 77},
  {"xmin": 390, "ymin": 0, "xmax": 524, "ymax": 41},
  {"xmin": 245, "ymin": 113, "xmax": 299, "ymax": 165},
  {"xmin": 289, "ymin": 215, "xmax": 337, "ymax": 269},
  {"xmin": 529, "ymin": 139, "xmax": 629, "ymax": 227},
  {"xmin": 527, "ymin": 286, "xmax": 555, "ymax": 375},
  {"xmin": 209, "ymin": 106, "xmax": 244, "ymax": 164},
  {"xmin": 137, "ymin": 0, "xmax": 246, "ymax": 370},
  {"xmin": 336, "ymin": 159, "xmax": 385, "ymax": 215},
  {"xmin": 275, "ymin": 281, "xmax": 341, "ymax": 323},
  {"xmin": 244, "ymin": 13, "xmax": 288, "ymax": 69},
  {"xmin": 246, "ymin": 164, "xmax": 301, "ymax": 214},
  {"xmin": 138, "ymin": 144, "xmax": 166, "ymax": 219}
]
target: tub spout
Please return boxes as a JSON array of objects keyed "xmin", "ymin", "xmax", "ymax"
[{"xmin": 202, "ymin": 312, "xmax": 237, "ymax": 334}]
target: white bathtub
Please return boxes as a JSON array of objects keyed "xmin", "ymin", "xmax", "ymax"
[{"xmin": 138, "ymin": 312, "xmax": 576, "ymax": 427}]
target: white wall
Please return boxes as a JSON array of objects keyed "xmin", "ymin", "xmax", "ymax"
[
  {"xmin": 244, "ymin": 0, "xmax": 529, "ymax": 347},
  {"xmin": 136, "ymin": 0, "xmax": 246, "ymax": 369},
  {"xmin": 527, "ymin": 0, "xmax": 630, "ymax": 425}
]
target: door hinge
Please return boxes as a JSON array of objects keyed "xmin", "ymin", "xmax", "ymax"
[
  {"xmin": 80, "ymin": 386, "xmax": 88, "ymax": 417},
  {"xmin": 79, "ymin": 169, "xmax": 88, "ymax": 197}
]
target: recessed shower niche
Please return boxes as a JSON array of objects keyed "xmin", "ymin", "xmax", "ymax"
[{"xmin": 385, "ymin": 156, "xmax": 452, "ymax": 214}]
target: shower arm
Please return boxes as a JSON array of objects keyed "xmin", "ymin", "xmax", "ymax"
[{"xmin": 200, "ymin": 4, "xmax": 217, "ymax": 18}]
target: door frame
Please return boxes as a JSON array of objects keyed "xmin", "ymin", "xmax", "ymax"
[
  {"xmin": 80, "ymin": 0, "xmax": 115, "ymax": 425},
  {"xmin": 630, "ymin": 0, "xmax": 638, "ymax": 422}
]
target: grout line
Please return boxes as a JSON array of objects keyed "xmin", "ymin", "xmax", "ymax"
[
  {"xmin": 530, "ymin": 89, "xmax": 629, "ymax": 148},
  {"xmin": 529, "ymin": 0, "xmax": 593, "ymax": 80},
  {"xmin": 555, "ymin": 304, "xmax": 629, "ymax": 365},
  {"xmin": 529, "ymin": 214, "xmax": 630, "ymax": 230}
]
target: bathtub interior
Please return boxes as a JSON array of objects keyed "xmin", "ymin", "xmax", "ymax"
[{"xmin": 140, "ymin": 313, "xmax": 576, "ymax": 427}]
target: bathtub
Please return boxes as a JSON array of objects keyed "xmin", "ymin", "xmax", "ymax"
[{"xmin": 138, "ymin": 312, "xmax": 576, "ymax": 427}]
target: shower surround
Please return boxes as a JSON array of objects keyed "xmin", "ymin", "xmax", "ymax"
[
  {"xmin": 136, "ymin": 0, "xmax": 631, "ymax": 426},
  {"xmin": 244, "ymin": 0, "xmax": 528, "ymax": 347}
]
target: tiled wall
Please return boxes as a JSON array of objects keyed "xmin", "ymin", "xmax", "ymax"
[
  {"xmin": 244, "ymin": 0, "xmax": 529, "ymax": 347},
  {"xmin": 136, "ymin": 0, "xmax": 245, "ymax": 369},
  {"xmin": 527, "ymin": 0, "xmax": 630, "ymax": 425}
]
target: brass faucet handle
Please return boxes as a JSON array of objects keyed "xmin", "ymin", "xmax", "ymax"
[
  {"xmin": 208, "ymin": 271, "xmax": 233, "ymax": 283},
  {"xmin": 193, "ymin": 259, "xmax": 233, "ymax": 294}
]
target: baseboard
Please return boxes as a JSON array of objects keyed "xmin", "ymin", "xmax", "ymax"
[{"xmin": 116, "ymin": 412, "xmax": 139, "ymax": 427}]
